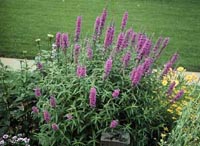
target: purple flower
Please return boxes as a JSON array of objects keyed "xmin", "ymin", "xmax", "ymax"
[
  {"xmin": 131, "ymin": 32, "xmax": 137, "ymax": 47},
  {"xmin": 86, "ymin": 43, "xmax": 93, "ymax": 59},
  {"xmin": 161, "ymin": 37, "xmax": 170, "ymax": 49},
  {"xmin": 74, "ymin": 16, "xmax": 82, "ymax": 42},
  {"xmin": 153, "ymin": 36, "xmax": 163, "ymax": 53},
  {"xmin": 32, "ymin": 106, "xmax": 39, "ymax": 113},
  {"xmin": 76, "ymin": 65, "xmax": 87, "ymax": 78},
  {"xmin": 136, "ymin": 33, "xmax": 146, "ymax": 52},
  {"xmin": 74, "ymin": 44, "xmax": 80, "ymax": 56},
  {"xmin": 43, "ymin": 110, "xmax": 51, "ymax": 123},
  {"xmin": 112, "ymin": 89, "xmax": 120, "ymax": 98},
  {"xmin": 122, "ymin": 28, "xmax": 133, "ymax": 49},
  {"xmin": 89, "ymin": 87, "xmax": 97, "ymax": 108},
  {"xmin": 74, "ymin": 44, "xmax": 81, "ymax": 63},
  {"xmin": 170, "ymin": 53, "xmax": 179, "ymax": 64},
  {"xmin": 50, "ymin": 95, "xmax": 56, "ymax": 108},
  {"xmin": 104, "ymin": 26, "xmax": 115, "ymax": 49},
  {"xmin": 99, "ymin": 8, "xmax": 107, "ymax": 36},
  {"xmin": 122, "ymin": 51, "xmax": 131, "ymax": 68},
  {"xmin": 65, "ymin": 114, "xmax": 73, "ymax": 120},
  {"xmin": 167, "ymin": 81, "xmax": 176, "ymax": 96},
  {"xmin": 172, "ymin": 90, "xmax": 184, "ymax": 102},
  {"xmin": 161, "ymin": 61, "xmax": 172, "ymax": 76},
  {"xmin": 130, "ymin": 65, "xmax": 144, "ymax": 86},
  {"xmin": 61, "ymin": 33, "xmax": 69, "ymax": 49},
  {"xmin": 142, "ymin": 57, "xmax": 153, "ymax": 73},
  {"xmin": 36, "ymin": 62, "xmax": 43, "ymax": 70},
  {"xmin": 56, "ymin": 32, "xmax": 61, "ymax": 48},
  {"xmin": 104, "ymin": 58, "xmax": 113, "ymax": 79},
  {"xmin": 137, "ymin": 39, "xmax": 152, "ymax": 60},
  {"xmin": 115, "ymin": 33, "xmax": 124, "ymax": 53},
  {"xmin": 34, "ymin": 87, "xmax": 41, "ymax": 97},
  {"xmin": 52, "ymin": 123, "xmax": 59, "ymax": 131},
  {"xmin": 110, "ymin": 120, "xmax": 119, "ymax": 128},
  {"xmin": 121, "ymin": 12, "xmax": 128, "ymax": 31},
  {"xmin": 93, "ymin": 16, "xmax": 101, "ymax": 41}
]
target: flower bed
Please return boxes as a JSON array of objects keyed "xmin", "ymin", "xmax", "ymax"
[{"xmin": 0, "ymin": 8, "xmax": 199, "ymax": 146}]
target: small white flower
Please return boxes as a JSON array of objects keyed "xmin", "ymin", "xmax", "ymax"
[
  {"xmin": 3, "ymin": 134, "xmax": 9, "ymax": 139},
  {"xmin": 35, "ymin": 39, "xmax": 41, "ymax": 42},
  {"xmin": 47, "ymin": 34, "xmax": 54, "ymax": 38},
  {"xmin": 12, "ymin": 136, "xmax": 17, "ymax": 140},
  {"xmin": 0, "ymin": 140, "xmax": 5, "ymax": 145}
]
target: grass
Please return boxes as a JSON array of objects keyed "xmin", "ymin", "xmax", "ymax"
[{"xmin": 0, "ymin": 0, "xmax": 200, "ymax": 71}]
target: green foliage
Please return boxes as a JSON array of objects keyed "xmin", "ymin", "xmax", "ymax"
[
  {"xmin": 162, "ymin": 88, "xmax": 200, "ymax": 146},
  {"xmin": 0, "ymin": 60, "xmax": 40, "ymax": 145},
  {"xmin": 33, "ymin": 38, "xmax": 175, "ymax": 146}
]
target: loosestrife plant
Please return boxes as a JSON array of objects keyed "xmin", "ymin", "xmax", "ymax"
[{"xmin": 33, "ymin": 9, "xmax": 185, "ymax": 146}]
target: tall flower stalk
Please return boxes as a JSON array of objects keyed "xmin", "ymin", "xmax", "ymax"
[{"xmin": 74, "ymin": 16, "xmax": 82, "ymax": 42}]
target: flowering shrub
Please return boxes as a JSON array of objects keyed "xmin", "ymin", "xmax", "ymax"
[
  {"xmin": 0, "ymin": 61, "xmax": 40, "ymax": 145},
  {"xmin": 31, "ymin": 9, "xmax": 192, "ymax": 146},
  {"xmin": 160, "ymin": 89, "xmax": 200, "ymax": 146},
  {"xmin": 161, "ymin": 67, "xmax": 199, "ymax": 118}
]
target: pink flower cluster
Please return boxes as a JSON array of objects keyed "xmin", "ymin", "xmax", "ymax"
[
  {"xmin": 110, "ymin": 120, "xmax": 119, "ymax": 128},
  {"xmin": 76, "ymin": 65, "xmax": 87, "ymax": 78},
  {"xmin": 89, "ymin": 87, "xmax": 97, "ymax": 108},
  {"xmin": 112, "ymin": 89, "xmax": 120, "ymax": 98}
]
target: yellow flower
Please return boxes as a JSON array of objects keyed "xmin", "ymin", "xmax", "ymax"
[
  {"xmin": 161, "ymin": 133, "xmax": 166, "ymax": 138},
  {"xmin": 162, "ymin": 80, "xmax": 168, "ymax": 86},
  {"xmin": 167, "ymin": 109, "xmax": 173, "ymax": 113},
  {"xmin": 164, "ymin": 127, "xmax": 169, "ymax": 132},
  {"xmin": 177, "ymin": 67, "xmax": 185, "ymax": 72}
]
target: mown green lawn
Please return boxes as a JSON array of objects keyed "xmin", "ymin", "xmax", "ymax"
[{"xmin": 0, "ymin": 0, "xmax": 200, "ymax": 71}]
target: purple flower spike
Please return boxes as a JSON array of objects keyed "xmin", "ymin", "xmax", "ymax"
[
  {"xmin": 104, "ymin": 58, "xmax": 113, "ymax": 79},
  {"xmin": 56, "ymin": 32, "xmax": 61, "ymax": 48},
  {"xmin": 153, "ymin": 36, "xmax": 163, "ymax": 53},
  {"xmin": 74, "ymin": 16, "xmax": 82, "ymax": 42},
  {"xmin": 121, "ymin": 12, "xmax": 128, "ymax": 31},
  {"xmin": 93, "ymin": 16, "xmax": 101, "ymax": 41},
  {"xmin": 99, "ymin": 8, "xmax": 107, "ymax": 36},
  {"xmin": 122, "ymin": 28, "xmax": 133, "ymax": 49},
  {"xmin": 89, "ymin": 87, "xmax": 97, "ymax": 108},
  {"xmin": 52, "ymin": 123, "xmax": 59, "ymax": 131},
  {"xmin": 112, "ymin": 89, "xmax": 120, "ymax": 98},
  {"xmin": 170, "ymin": 53, "xmax": 179, "ymax": 64},
  {"xmin": 61, "ymin": 33, "xmax": 69, "ymax": 49},
  {"xmin": 162, "ymin": 61, "xmax": 172, "ymax": 76},
  {"xmin": 142, "ymin": 58, "xmax": 153, "ymax": 73},
  {"xmin": 110, "ymin": 120, "xmax": 119, "ymax": 128},
  {"xmin": 32, "ymin": 106, "xmax": 39, "ymax": 113},
  {"xmin": 161, "ymin": 37, "xmax": 170, "ymax": 49},
  {"xmin": 50, "ymin": 95, "xmax": 56, "ymax": 108},
  {"xmin": 74, "ymin": 44, "xmax": 81, "ymax": 63},
  {"xmin": 34, "ymin": 87, "xmax": 41, "ymax": 97},
  {"xmin": 115, "ymin": 33, "xmax": 124, "ymax": 53},
  {"xmin": 130, "ymin": 65, "xmax": 144, "ymax": 86},
  {"xmin": 122, "ymin": 51, "xmax": 131, "ymax": 68},
  {"xmin": 167, "ymin": 81, "xmax": 176, "ymax": 97},
  {"xmin": 43, "ymin": 110, "xmax": 51, "ymax": 123},
  {"xmin": 172, "ymin": 90, "xmax": 184, "ymax": 102},
  {"xmin": 87, "ymin": 42, "xmax": 93, "ymax": 59},
  {"xmin": 131, "ymin": 32, "xmax": 137, "ymax": 47},
  {"xmin": 76, "ymin": 65, "xmax": 87, "ymax": 78}
]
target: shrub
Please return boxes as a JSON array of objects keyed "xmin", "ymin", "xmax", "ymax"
[
  {"xmin": 0, "ymin": 60, "xmax": 40, "ymax": 145},
  {"xmin": 31, "ymin": 9, "xmax": 184, "ymax": 146},
  {"xmin": 161, "ymin": 88, "xmax": 200, "ymax": 146}
]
